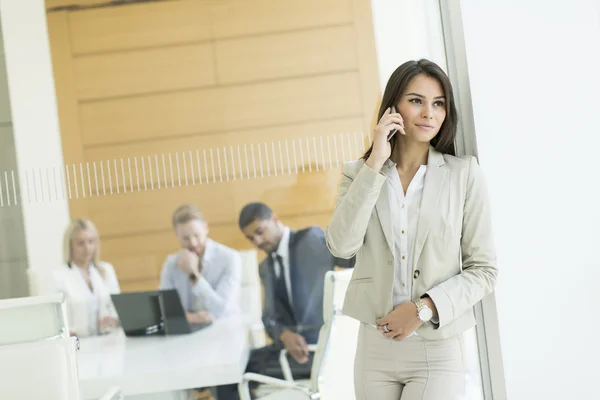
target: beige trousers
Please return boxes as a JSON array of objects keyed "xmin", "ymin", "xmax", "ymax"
[{"xmin": 354, "ymin": 323, "xmax": 466, "ymax": 400}]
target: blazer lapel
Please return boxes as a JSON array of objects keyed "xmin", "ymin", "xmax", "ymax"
[
  {"xmin": 413, "ymin": 147, "xmax": 447, "ymax": 267},
  {"xmin": 375, "ymin": 161, "xmax": 395, "ymax": 252}
]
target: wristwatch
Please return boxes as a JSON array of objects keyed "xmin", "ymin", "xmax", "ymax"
[{"xmin": 414, "ymin": 298, "xmax": 433, "ymax": 322}]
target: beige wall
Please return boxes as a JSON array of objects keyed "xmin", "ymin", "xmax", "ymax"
[{"xmin": 47, "ymin": 0, "xmax": 380, "ymax": 292}]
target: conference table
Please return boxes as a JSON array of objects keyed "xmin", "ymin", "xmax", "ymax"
[{"xmin": 77, "ymin": 317, "xmax": 250, "ymax": 400}]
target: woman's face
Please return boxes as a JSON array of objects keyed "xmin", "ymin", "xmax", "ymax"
[
  {"xmin": 396, "ymin": 74, "xmax": 447, "ymax": 144},
  {"xmin": 71, "ymin": 228, "xmax": 98, "ymax": 265}
]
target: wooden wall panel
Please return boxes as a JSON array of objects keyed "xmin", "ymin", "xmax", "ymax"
[
  {"xmin": 79, "ymin": 72, "xmax": 362, "ymax": 146},
  {"xmin": 46, "ymin": 11, "xmax": 89, "ymax": 218},
  {"xmin": 74, "ymin": 43, "xmax": 216, "ymax": 100},
  {"xmin": 82, "ymin": 120, "xmax": 368, "ymax": 191},
  {"xmin": 108, "ymin": 254, "xmax": 160, "ymax": 281},
  {"xmin": 120, "ymin": 279, "xmax": 160, "ymax": 293},
  {"xmin": 68, "ymin": 0, "xmax": 212, "ymax": 55},
  {"xmin": 46, "ymin": 0, "xmax": 104, "ymax": 8},
  {"xmin": 211, "ymin": 0, "xmax": 352, "ymax": 38},
  {"xmin": 47, "ymin": 0, "xmax": 380, "ymax": 290},
  {"xmin": 86, "ymin": 168, "xmax": 341, "ymax": 237},
  {"xmin": 215, "ymin": 25, "xmax": 357, "ymax": 84},
  {"xmin": 87, "ymin": 184, "xmax": 236, "ymax": 237},
  {"xmin": 84, "ymin": 118, "xmax": 365, "ymax": 161}
]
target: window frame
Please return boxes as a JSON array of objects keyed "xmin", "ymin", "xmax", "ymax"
[{"xmin": 437, "ymin": 1, "xmax": 508, "ymax": 399}]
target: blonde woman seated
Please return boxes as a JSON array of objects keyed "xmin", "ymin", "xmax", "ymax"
[{"xmin": 53, "ymin": 219, "xmax": 121, "ymax": 337}]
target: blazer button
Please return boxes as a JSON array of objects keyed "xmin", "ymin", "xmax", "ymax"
[{"xmin": 413, "ymin": 270, "xmax": 420, "ymax": 279}]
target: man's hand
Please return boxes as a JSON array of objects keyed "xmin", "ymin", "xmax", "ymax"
[
  {"xmin": 186, "ymin": 311, "xmax": 212, "ymax": 325},
  {"xmin": 279, "ymin": 329, "xmax": 309, "ymax": 364},
  {"xmin": 177, "ymin": 249, "xmax": 199, "ymax": 277}
]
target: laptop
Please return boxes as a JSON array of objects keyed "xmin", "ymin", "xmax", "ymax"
[{"xmin": 111, "ymin": 289, "xmax": 210, "ymax": 337}]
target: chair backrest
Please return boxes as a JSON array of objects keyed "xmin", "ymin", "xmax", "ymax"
[
  {"xmin": 0, "ymin": 294, "xmax": 81, "ymax": 399},
  {"xmin": 308, "ymin": 268, "xmax": 354, "ymax": 393},
  {"xmin": 238, "ymin": 249, "xmax": 265, "ymax": 347},
  {"xmin": 0, "ymin": 294, "xmax": 69, "ymax": 344}
]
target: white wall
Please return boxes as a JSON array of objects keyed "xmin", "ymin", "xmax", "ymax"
[
  {"xmin": 370, "ymin": 0, "xmax": 447, "ymax": 89},
  {"xmin": 0, "ymin": 0, "xmax": 70, "ymax": 279},
  {"xmin": 460, "ymin": 0, "xmax": 600, "ymax": 398}
]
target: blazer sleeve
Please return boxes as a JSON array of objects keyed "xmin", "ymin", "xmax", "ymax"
[
  {"xmin": 426, "ymin": 156, "xmax": 498, "ymax": 329},
  {"xmin": 325, "ymin": 162, "xmax": 387, "ymax": 259}
]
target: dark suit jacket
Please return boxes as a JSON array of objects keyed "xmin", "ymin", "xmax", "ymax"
[{"xmin": 259, "ymin": 226, "xmax": 354, "ymax": 346}]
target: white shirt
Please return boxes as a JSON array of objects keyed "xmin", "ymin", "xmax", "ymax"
[
  {"xmin": 387, "ymin": 162, "xmax": 427, "ymax": 307},
  {"xmin": 53, "ymin": 261, "xmax": 121, "ymax": 337},
  {"xmin": 159, "ymin": 238, "xmax": 242, "ymax": 318},
  {"xmin": 74, "ymin": 265, "xmax": 102, "ymax": 336},
  {"xmin": 271, "ymin": 226, "xmax": 293, "ymax": 306}
]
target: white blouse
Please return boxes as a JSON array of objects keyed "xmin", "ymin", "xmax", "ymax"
[
  {"xmin": 386, "ymin": 161, "xmax": 427, "ymax": 307},
  {"xmin": 52, "ymin": 261, "xmax": 120, "ymax": 337}
]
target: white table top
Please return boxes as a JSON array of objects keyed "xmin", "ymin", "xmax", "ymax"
[{"xmin": 77, "ymin": 317, "xmax": 250, "ymax": 399}]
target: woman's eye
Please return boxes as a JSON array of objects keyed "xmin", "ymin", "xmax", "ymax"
[
  {"xmin": 409, "ymin": 98, "xmax": 422, "ymax": 104},
  {"xmin": 434, "ymin": 101, "xmax": 445, "ymax": 107}
]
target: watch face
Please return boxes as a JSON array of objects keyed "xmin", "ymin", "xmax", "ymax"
[{"xmin": 419, "ymin": 308, "xmax": 433, "ymax": 322}]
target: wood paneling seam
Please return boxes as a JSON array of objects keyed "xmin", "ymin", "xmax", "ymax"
[
  {"xmin": 82, "ymin": 113, "xmax": 364, "ymax": 150},
  {"xmin": 78, "ymin": 68, "xmax": 360, "ymax": 104},
  {"xmin": 69, "ymin": 22, "xmax": 355, "ymax": 57}
]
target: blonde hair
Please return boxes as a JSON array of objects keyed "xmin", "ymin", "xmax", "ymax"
[
  {"xmin": 172, "ymin": 204, "xmax": 205, "ymax": 228},
  {"xmin": 63, "ymin": 219, "xmax": 105, "ymax": 278}
]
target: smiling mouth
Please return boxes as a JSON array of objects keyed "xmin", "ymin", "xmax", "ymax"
[{"xmin": 416, "ymin": 124, "xmax": 435, "ymax": 130}]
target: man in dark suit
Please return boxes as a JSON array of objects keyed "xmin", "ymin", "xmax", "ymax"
[{"xmin": 216, "ymin": 202, "xmax": 353, "ymax": 400}]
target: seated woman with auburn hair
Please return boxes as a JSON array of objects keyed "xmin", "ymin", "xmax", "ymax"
[{"xmin": 53, "ymin": 219, "xmax": 121, "ymax": 337}]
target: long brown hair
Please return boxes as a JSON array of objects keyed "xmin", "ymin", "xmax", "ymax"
[{"xmin": 362, "ymin": 59, "xmax": 458, "ymax": 159}]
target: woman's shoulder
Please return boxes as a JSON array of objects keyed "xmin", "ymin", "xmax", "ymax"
[
  {"xmin": 97, "ymin": 261, "xmax": 116, "ymax": 272},
  {"xmin": 442, "ymin": 153, "xmax": 477, "ymax": 171}
]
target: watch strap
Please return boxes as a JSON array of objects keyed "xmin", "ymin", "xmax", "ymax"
[{"xmin": 414, "ymin": 298, "xmax": 426, "ymax": 313}]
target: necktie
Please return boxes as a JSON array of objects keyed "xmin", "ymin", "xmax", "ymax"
[{"xmin": 274, "ymin": 254, "xmax": 293, "ymax": 314}]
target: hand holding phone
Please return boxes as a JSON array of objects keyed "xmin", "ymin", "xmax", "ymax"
[{"xmin": 387, "ymin": 106, "xmax": 399, "ymax": 141}]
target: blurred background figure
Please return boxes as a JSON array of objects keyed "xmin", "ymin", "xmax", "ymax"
[
  {"xmin": 213, "ymin": 202, "xmax": 354, "ymax": 400},
  {"xmin": 53, "ymin": 219, "xmax": 120, "ymax": 337},
  {"xmin": 160, "ymin": 204, "xmax": 242, "ymax": 325}
]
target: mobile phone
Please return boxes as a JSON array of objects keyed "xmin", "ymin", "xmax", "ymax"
[{"xmin": 387, "ymin": 106, "xmax": 398, "ymax": 141}]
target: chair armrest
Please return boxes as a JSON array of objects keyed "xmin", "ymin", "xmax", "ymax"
[
  {"xmin": 279, "ymin": 344, "xmax": 318, "ymax": 382},
  {"xmin": 248, "ymin": 322, "xmax": 266, "ymax": 349},
  {"xmin": 97, "ymin": 386, "xmax": 123, "ymax": 400},
  {"xmin": 237, "ymin": 373, "xmax": 319, "ymax": 400}
]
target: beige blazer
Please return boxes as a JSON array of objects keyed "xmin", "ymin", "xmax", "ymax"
[
  {"xmin": 325, "ymin": 147, "xmax": 497, "ymax": 340},
  {"xmin": 52, "ymin": 262, "xmax": 120, "ymax": 337}
]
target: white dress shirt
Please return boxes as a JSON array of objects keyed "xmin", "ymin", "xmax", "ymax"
[
  {"xmin": 160, "ymin": 238, "xmax": 242, "ymax": 319},
  {"xmin": 387, "ymin": 161, "xmax": 427, "ymax": 307},
  {"xmin": 74, "ymin": 265, "xmax": 101, "ymax": 336},
  {"xmin": 271, "ymin": 226, "xmax": 293, "ymax": 306}
]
